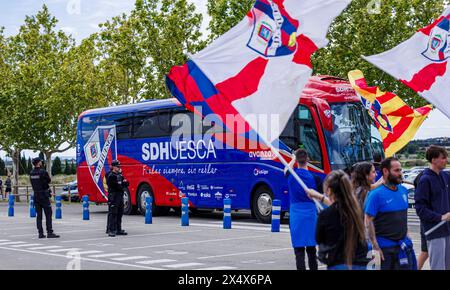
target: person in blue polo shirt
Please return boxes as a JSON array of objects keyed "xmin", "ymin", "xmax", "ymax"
[{"xmin": 365, "ymin": 157, "xmax": 416, "ymax": 270}]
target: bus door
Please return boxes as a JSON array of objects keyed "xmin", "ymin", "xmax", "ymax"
[
  {"xmin": 133, "ymin": 109, "xmax": 179, "ymax": 207},
  {"xmin": 171, "ymin": 109, "xmax": 200, "ymax": 206}
]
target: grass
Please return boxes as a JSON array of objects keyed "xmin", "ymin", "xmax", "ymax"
[{"xmin": 0, "ymin": 174, "xmax": 76, "ymax": 186}]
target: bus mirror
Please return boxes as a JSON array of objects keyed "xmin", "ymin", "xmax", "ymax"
[{"xmin": 312, "ymin": 98, "xmax": 333, "ymax": 132}]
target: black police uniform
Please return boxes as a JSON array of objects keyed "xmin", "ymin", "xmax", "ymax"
[
  {"xmin": 30, "ymin": 165, "xmax": 56, "ymax": 238},
  {"xmin": 106, "ymin": 170, "xmax": 129, "ymax": 236}
]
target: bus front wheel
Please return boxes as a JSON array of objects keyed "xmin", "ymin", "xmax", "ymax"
[
  {"xmin": 137, "ymin": 184, "xmax": 169, "ymax": 216},
  {"xmin": 252, "ymin": 186, "xmax": 273, "ymax": 224}
]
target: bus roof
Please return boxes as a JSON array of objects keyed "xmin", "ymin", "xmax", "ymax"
[
  {"xmin": 79, "ymin": 98, "xmax": 182, "ymax": 119},
  {"xmin": 79, "ymin": 75, "xmax": 359, "ymax": 119}
]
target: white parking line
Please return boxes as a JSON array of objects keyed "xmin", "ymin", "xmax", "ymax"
[
  {"xmin": 123, "ymin": 235, "xmax": 269, "ymax": 250},
  {"xmin": 28, "ymin": 245, "xmax": 62, "ymax": 250},
  {"xmin": 197, "ymin": 248, "xmax": 292, "ymax": 260},
  {"xmin": 61, "ymin": 230, "xmax": 203, "ymax": 244},
  {"xmin": 164, "ymin": 262, "xmax": 204, "ymax": 269},
  {"xmin": 210, "ymin": 221, "xmax": 289, "ymax": 229},
  {"xmin": 48, "ymin": 248, "xmax": 82, "ymax": 253},
  {"xmin": 75, "ymin": 250, "xmax": 104, "ymax": 255},
  {"xmin": 136, "ymin": 259, "xmax": 176, "ymax": 265},
  {"xmin": 195, "ymin": 266, "xmax": 237, "ymax": 270},
  {"xmin": 0, "ymin": 241, "xmax": 26, "ymax": 246},
  {"xmin": 10, "ymin": 243, "xmax": 42, "ymax": 248},
  {"xmin": 88, "ymin": 253, "xmax": 126, "ymax": 258},
  {"xmin": 0, "ymin": 240, "xmax": 10, "ymax": 242},
  {"xmin": 9, "ymin": 225, "xmax": 151, "ymax": 238},
  {"xmin": 111, "ymin": 256, "xmax": 149, "ymax": 261},
  {"xmin": 190, "ymin": 222, "xmax": 290, "ymax": 233},
  {"xmin": 0, "ymin": 246, "xmax": 164, "ymax": 270}
]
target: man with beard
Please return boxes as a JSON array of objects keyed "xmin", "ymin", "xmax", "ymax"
[{"xmin": 365, "ymin": 157, "xmax": 416, "ymax": 270}]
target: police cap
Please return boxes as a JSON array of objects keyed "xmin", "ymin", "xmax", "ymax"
[{"xmin": 111, "ymin": 160, "xmax": 121, "ymax": 167}]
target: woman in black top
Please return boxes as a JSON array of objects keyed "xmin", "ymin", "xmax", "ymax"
[{"xmin": 307, "ymin": 170, "xmax": 369, "ymax": 270}]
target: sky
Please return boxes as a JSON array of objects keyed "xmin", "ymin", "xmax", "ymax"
[{"xmin": 0, "ymin": 0, "xmax": 449, "ymax": 159}]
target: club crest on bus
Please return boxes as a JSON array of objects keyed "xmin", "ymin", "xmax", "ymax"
[
  {"xmin": 360, "ymin": 96, "xmax": 393, "ymax": 133},
  {"xmin": 422, "ymin": 17, "xmax": 450, "ymax": 62},
  {"xmin": 247, "ymin": 0, "xmax": 299, "ymax": 57},
  {"xmin": 83, "ymin": 125, "xmax": 117, "ymax": 199}
]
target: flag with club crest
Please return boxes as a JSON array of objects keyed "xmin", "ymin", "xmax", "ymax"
[
  {"xmin": 166, "ymin": 0, "xmax": 351, "ymax": 144},
  {"xmin": 348, "ymin": 70, "xmax": 433, "ymax": 157},
  {"xmin": 364, "ymin": 7, "xmax": 450, "ymax": 119}
]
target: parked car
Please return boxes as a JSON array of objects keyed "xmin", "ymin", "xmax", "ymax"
[
  {"xmin": 403, "ymin": 183, "xmax": 415, "ymax": 208},
  {"xmin": 60, "ymin": 180, "xmax": 79, "ymax": 202}
]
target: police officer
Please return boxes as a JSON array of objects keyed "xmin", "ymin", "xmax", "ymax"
[
  {"xmin": 106, "ymin": 160, "xmax": 129, "ymax": 237},
  {"xmin": 30, "ymin": 158, "xmax": 59, "ymax": 239}
]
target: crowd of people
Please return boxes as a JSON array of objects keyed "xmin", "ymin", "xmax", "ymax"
[
  {"xmin": 286, "ymin": 146, "xmax": 450, "ymax": 270},
  {"xmin": 14, "ymin": 144, "xmax": 450, "ymax": 271}
]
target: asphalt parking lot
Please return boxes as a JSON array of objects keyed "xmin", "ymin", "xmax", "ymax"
[{"xmin": 0, "ymin": 202, "xmax": 427, "ymax": 270}]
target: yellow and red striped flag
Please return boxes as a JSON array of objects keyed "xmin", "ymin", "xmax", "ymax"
[{"xmin": 348, "ymin": 70, "xmax": 433, "ymax": 157}]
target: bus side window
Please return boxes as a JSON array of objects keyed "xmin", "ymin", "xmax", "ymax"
[
  {"xmin": 100, "ymin": 114, "xmax": 131, "ymax": 140},
  {"xmin": 133, "ymin": 110, "xmax": 173, "ymax": 138},
  {"xmin": 81, "ymin": 116, "xmax": 99, "ymax": 142},
  {"xmin": 171, "ymin": 110, "xmax": 203, "ymax": 138},
  {"xmin": 298, "ymin": 106, "xmax": 323, "ymax": 170}
]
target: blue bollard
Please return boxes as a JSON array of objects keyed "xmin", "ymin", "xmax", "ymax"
[
  {"xmin": 30, "ymin": 195, "xmax": 36, "ymax": 218},
  {"xmin": 82, "ymin": 195, "xmax": 90, "ymax": 220},
  {"xmin": 55, "ymin": 195, "xmax": 62, "ymax": 219},
  {"xmin": 181, "ymin": 197, "xmax": 189, "ymax": 226},
  {"xmin": 223, "ymin": 198, "xmax": 232, "ymax": 229},
  {"xmin": 271, "ymin": 199, "xmax": 281, "ymax": 233},
  {"xmin": 8, "ymin": 194, "xmax": 14, "ymax": 217},
  {"xmin": 145, "ymin": 196, "xmax": 153, "ymax": 224}
]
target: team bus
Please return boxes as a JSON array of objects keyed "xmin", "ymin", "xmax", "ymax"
[{"xmin": 77, "ymin": 76, "xmax": 385, "ymax": 223}]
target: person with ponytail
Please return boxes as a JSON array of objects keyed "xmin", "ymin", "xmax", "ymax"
[
  {"xmin": 307, "ymin": 170, "xmax": 369, "ymax": 270},
  {"xmin": 351, "ymin": 162, "xmax": 383, "ymax": 207}
]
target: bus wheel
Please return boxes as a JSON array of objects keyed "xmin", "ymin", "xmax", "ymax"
[
  {"xmin": 252, "ymin": 186, "xmax": 273, "ymax": 224},
  {"xmin": 123, "ymin": 188, "xmax": 137, "ymax": 215},
  {"xmin": 137, "ymin": 184, "xmax": 169, "ymax": 216}
]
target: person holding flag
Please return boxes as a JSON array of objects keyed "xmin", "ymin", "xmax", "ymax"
[
  {"xmin": 286, "ymin": 149, "xmax": 320, "ymax": 270},
  {"xmin": 415, "ymin": 145, "xmax": 450, "ymax": 270}
]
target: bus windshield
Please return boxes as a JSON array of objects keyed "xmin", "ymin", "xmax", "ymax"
[{"xmin": 324, "ymin": 102, "xmax": 374, "ymax": 170}]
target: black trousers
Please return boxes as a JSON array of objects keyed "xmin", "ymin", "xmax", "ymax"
[
  {"xmin": 107, "ymin": 196, "xmax": 124, "ymax": 233},
  {"xmin": 294, "ymin": 247, "xmax": 318, "ymax": 270},
  {"xmin": 381, "ymin": 246, "xmax": 414, "ymax": 270},
  {"xmin": 35, "ymin": 203, "xmax": 53, "ymax": 235}
]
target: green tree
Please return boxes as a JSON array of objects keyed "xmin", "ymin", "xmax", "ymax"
[
  {"xmin": 0, "ymin": 158, "xmax": 6, "ymax": 176},
  {"xmin": 52, "ymin": 157, "xmax": 62, "ymax": 176},
  {"xmin": 0, "ymin": 6, "xmax": 107, "ymax": 176},
  {"xmin": 207, "ymin": 0, "xmax": 254, "ymax": 40},
  {"xmin": 27, "ymin": 157, "xmax": 33, "ymax": 173},
  {"xmin": 94, "ymin": 0, "xmax": 206, "ymax": 102},
  {"xmin": 70, "ymin": 161, "xmax": 76, "ymax": 175},
  {"xmin": 312, "ymin": 0, "xmax": 448, "ymax": 108},
  {"xmin": 19, "ymin": 155, "xmax": 27, "ymax": 175},
  {"xmin": 63, "ymin": 159, "xmax": 71, "ymax": 175}
]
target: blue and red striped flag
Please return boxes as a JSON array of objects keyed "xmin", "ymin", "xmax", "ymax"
[{"xmin": 166, "ymin": 0, "xmax": 351, "ymax": 144}]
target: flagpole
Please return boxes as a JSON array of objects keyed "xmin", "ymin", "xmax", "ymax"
[
  {"xmin": 425, "ymin": 220, "xmax": 448, "ymax": 236},
  {"xmin": 257, "ymin": 135, "xmax": 324, "ymax": 212}
]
